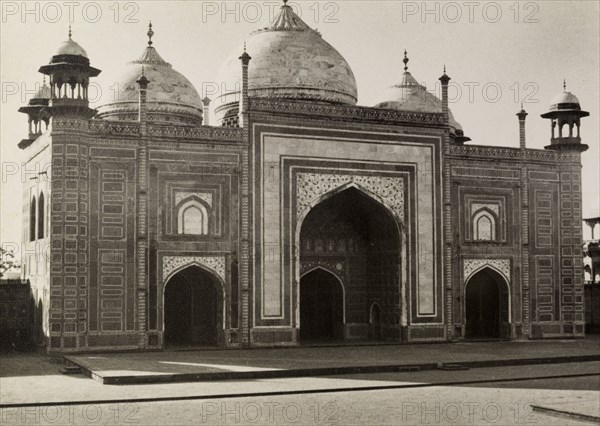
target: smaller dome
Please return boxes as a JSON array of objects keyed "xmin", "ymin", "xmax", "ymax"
[
  {"xmin": 23, "ymin": 80, "xmax": 50, "ymax": 107},
  {"xmin": 34, "ymin": 81, "xmax": 51, "ymax": 100},
  {"xmin": 541, "ymin": 81, "xmax": 589, "ymax": 121},
  {"xmin": 373, "ymin": 54, "xmax": 464, "ymax": 133},
  {"xmin": 54, "ymin": 35, "xmax": 88, "ymax": 58},
  {"xmin": 547, "ymin": 88, "xmax": 582, "ymax": 112},
  {"xmin": 95, "ymin": 23, "xmax": 203, "ymax": 126},
  {"xmin": 550, "ymin": 91, "xmax": 580, "ymax": 106}
]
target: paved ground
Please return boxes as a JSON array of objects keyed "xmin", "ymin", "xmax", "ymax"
[
  {"xmin": 0, "ymin": 365, "xmax": 598, "ymax": 424},
  {"xmin": 61, "ymin": 336, "xmax": 600, "ymax": 384},
  {"xmin": 1, "ymin": 338, "xmax": 598, "ymax": 424},
  {"xmin": 1, "ymin": 359, "xmax": 597, "ymax": 406}
]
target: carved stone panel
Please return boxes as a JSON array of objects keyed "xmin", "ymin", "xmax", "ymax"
[
  {"xmin": 162, "ymin": 255, "xmax": 226, "ymax": 282},
  {"xmin": 296, "ymin": 173, "xmax": 404, "ymax": 221},
  {"xmin": 471, "ymin": 203, "xmax": 499, "ymax": 216},
  {"xmin": 174, "ymin": 191, "xmax": 213, "ymax": 207},
  {"xmin": 463, "ymin": 258, "xmax": 510, "ymax": 283}
]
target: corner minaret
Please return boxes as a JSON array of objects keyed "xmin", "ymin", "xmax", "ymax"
[
  {"xmin": 38, "ymin": 26, "xmax": 101, "ymax": 119},
  {"xmin": 517, "ymin": 103, "xmax": 528, "ymax": 149},
  {"xmin": 541, "ymin": 80, "xmax": 589, "ymax": 152},
  {"xmin": 438, "ymin": 65, "xmax": 470, "ymax": 145},
  {"xmin": 438, "ymin": 65, "xmax": 450, "ymax": 124},
  {"xmin": 202, "ymin": 97, "xmax": 211, "ymax": 126},
  {"xmin": 238, "ymin": 43, "xmax": 251, "ymax": 128},
  {"xmin": 136, "ymin": 67, "xmax": 150, "ymax": 123}
]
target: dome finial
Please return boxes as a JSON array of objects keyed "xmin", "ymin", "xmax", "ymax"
[
  {"xmin": 403, "ymin": 49, "xmax": 409, "ymax": 72},
  {"xmin": 239, "ymin": 42, "xmax": 251, "ymax": 63},
  {"xmin": 283, "ymin": 0, "xmax": 288, "ymax": 5},
  {"xmin": 147, "ymin": 21, "xmax": 154, "ymax": 46},
  {"xmin": 68, "ymin": 25, "xmax": 72, "ymax": 39},
  {"xmin": 563, "ymin": 78, "xmax": 566, "ymax": 91}
]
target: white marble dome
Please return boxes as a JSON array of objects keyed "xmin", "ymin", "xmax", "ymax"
[
  {"xmin": 373, "ymin": 57, "xmax": 465, "ymax": 135},
  {"xmin": 548, "ymin": 87, "xmax": 582, "ymax": 112},
  {"xmin": 54, "ymin": 37, "xmax": 88, "ymax": 58},
  {"xmin": 34, "ymin": 81, "xmax": 51, "ymax": 100},
  {"xmin": 214, "ymin": 2, "xmax": 357, "ymax": 124},
  {"xmin": 96, "ymin": 27, "xmax": 203, "ymax": 126}
]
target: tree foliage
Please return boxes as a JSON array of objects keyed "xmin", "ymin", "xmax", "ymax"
[{"xmin": 0, "ymin": 247, "xmax": 18, "ymax": 278}]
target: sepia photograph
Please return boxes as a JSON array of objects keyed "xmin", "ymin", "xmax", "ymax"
[{"xmin": 0, "ymin": 0, "xmax": 599, "ymax": 424}]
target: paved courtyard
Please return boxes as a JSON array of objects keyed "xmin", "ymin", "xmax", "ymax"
[
  {"xmin": 1, "ymin": 337, "xmax": 599, "ymax": 424},
  {"xmin": 60, "ymin": 336, "xmax": 600, "ymax": 384}
]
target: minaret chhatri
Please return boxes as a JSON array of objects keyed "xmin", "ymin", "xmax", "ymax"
[
  {"xmin": 38, "ymin": 26, "xmax": 101, "ymax": 119},
  {"xmin": 18, "ymin": 77, "xmax": 51, "ymax": 149},
  {"xmin": 541, "ymin": 79, "xmax": 589, "ymax": 152}
]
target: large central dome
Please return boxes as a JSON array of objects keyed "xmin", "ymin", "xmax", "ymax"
[{"xmin": 214, "ymin": 1, "xmax": 357, "ymax": 124}]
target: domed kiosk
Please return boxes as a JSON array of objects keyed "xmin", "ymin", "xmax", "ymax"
[
  {"xmin": 373, "ymin": 52, "xmax": 470, "ymax": 143},
  {"xmin": 96, "ymin": 23, "xmax": 203, "ymax": 126},
  {"xmin": 214, "ymin": 0, "xmax": 357, "ymax": 125},
  {"xmin": 541, "ymin": 80, "xmax": 589, "ymax": 152},
  {"xmin": 17, "ymin": 79, "xmax": 51, "ymax": 148},
  {"xmin": 36, "ymin": 27, "xmax": 101, "ymax": 119}
]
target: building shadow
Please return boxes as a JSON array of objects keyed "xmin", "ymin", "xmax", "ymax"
[{"xmin": 0, "ymin": 279, "xmax": 43, "ymax": 353}]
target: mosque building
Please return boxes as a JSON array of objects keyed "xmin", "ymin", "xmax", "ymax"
[{"xmin": 18, "ymin": 2, "xmax": 589, "ymax": 351}]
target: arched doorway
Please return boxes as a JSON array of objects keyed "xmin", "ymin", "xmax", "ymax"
[
  {"xmin": 300, "ymin": 269, "xmax": 344, "ymax": 341},
  {"xmin": 465, "ymin": 268, "xmax": 510, "ymax": 339},
  {"xmin": 163, "ymin": 265, "xmax": 221, "ymax": 346},
  {"xmin": 299, "ymin": 187, "xmax": 402, "ymax": 341},
  {"xmin": 369, "ymin": 303, "xmax": 382, "ymax": 339}
]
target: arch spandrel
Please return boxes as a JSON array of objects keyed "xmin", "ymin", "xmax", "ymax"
[
  {"xmin": 296, "ymin": 173, "xmax": 405, "ymax": 226},
  {"xmin": 463, "ymin": 258, "xmax": 511, "ymax": 284},
  {"xmin": 162, "ymin": 255, "xmax": 226, "ymax": 283}
]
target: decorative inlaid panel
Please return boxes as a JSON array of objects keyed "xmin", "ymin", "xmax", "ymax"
[
  {"xmin": 463, "ymin": 258, "xmax": 510, "ymax": 282},
  {"xmin": 174, "ymin": 191, "xmax": 213, "ymax": 207},
  {"xmin": 296, "ymin": 173, "xmax": 404, "ymax": 221},
  {"xmin": 48, "ymin": 141, "xmax": 90, "ymax": 348},
  {"xmin": 250, "ymin": 98, "xmax": 445, "ymax": 125},
  {"xmin": 461, "ymin": 193, "xmax": 508, "ymax": 243},
  {"xmin": 534, "ymin": 189, "xmax": 553, "ymax": 247},
  {"xmin": 99, "ymin": 170, "xmax": 127, "ymax": 240},
  {"xmin": 162, "ymin": 255, "xmax": 226, "ymax": 282},
  {"xmin": 300, "ymin": 260, "xmax": 345, "ymax": 282},
  {"xmin": 471, "ymin": 203, "xmax": 499, "ymax": 216},
  {"xmin": 535, "ymin": 256, "xmax": 554, "ymax": 322},
  {"xmin": 449, "ymin": 145, "xmax": 581, "ymax": 163},
  {"xmin": 99, "ymin": 248, "xmax": 126, "ymax": 332},
  {"xmin": 163, "ymin": 179, "xmax": 226, "ymax": 237}
]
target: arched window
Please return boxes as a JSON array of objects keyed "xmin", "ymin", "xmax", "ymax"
[
  {"xmin": 30, "ymin": 196, "xmax": 36, "ymax": 242},
  {"xmin": 370, "ymin": 302, "xmax": 381, "ymax": 325},
  {"xmin": 584, "ymin": 264, "xmax": 592, "ymax": 283},
  {"xmin": 177, "ymin": 200, "xmax": 209, "ymax": 235},
  {"xmin": 38, "ymin": 192, "xmax": 45, "ymax": 239},
  {"xmin": 472, "ymin": 209, "xmax": 496, "ymax": 241}
]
